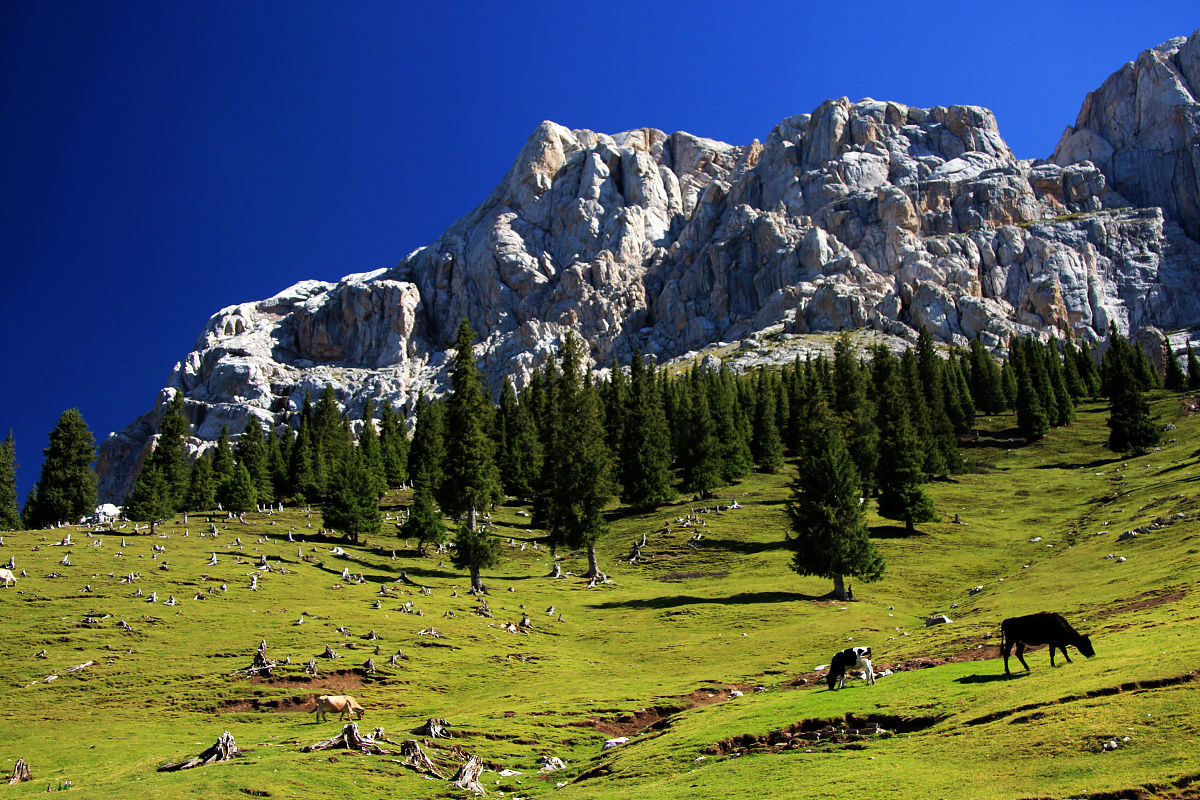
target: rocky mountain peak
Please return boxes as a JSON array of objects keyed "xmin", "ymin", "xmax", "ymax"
[{"xmin": 96, "ymin": 31, "xmax": 1200, "ymax": 502}]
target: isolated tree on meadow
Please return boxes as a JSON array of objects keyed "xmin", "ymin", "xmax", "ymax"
[
  {"xmin": 402, "ymin": 463, "xmax": 446, "ymax": 555},
  {"xmin": 24, "ymin": 408, "xmax": 97, "ymax": 528},
  {"xmin": 149, "ymin": 392, "xmax": 192, "ymax": 510},
  {"xmin": 786, "ymin": 403, "xmax": 883, "ymax": 600},
  {"xmin": 0, "ymin": 432, "xmax": 21, "ymax": 530},
  {"xmin": 443, "ymin": 319, "xmax": 502, "ymax": 531}
]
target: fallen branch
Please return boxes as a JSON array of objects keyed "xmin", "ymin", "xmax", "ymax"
[{"xmin": 158, "ymin": 731, "xmax": 240, "ymax": 772}]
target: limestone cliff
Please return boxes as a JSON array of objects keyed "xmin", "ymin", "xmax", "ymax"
[{"xmin": 97, "ymin": 30, "xmax": 1200, "ymax": 502}]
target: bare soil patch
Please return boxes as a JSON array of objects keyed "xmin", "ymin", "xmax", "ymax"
[
  {"xmin": 588, "ymin": 687, "xmax": 752, "ymax": 737},
  {"xmin": 706, "ymin": 712, "xmax": 943, "ymax": 756},
  {"xmin": 1094, "ymin": 590, "xmax": 1186, "ymax": 619}
]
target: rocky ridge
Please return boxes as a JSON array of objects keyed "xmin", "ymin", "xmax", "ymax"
[{"xmin": 97, "ymin": 30, "xmax": 1200, "ymax": 502}]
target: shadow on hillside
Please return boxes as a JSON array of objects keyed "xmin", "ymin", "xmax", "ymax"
[
  {"xmin": 870, "ymin": 524, "xmax": 926, "ymax": 539},
  {"xmin": 587, "ymin": 590, "xmax": 824, "ymax": 611},
  {"xmin": 313, "ymin": 564, "xmax": 398, "ymax": 584},
  {"xmin": 699, "ymin": 537, "xmax": 788, "ymax": 554},
  {"xmin": 1032, "ymin": 456, "xmax": 1123, "ymax": 470},
  {"xmin": 954, "ymin": 673, "xmax": 1021, "ymax": 684}
]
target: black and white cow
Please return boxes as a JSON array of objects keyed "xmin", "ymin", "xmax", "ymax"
[
  {"xmin": 1000, "ymin": 612, "xmax": 1095, "ymax": 674},
  {"xmin": 827, "ymin": 646, "xmax": 875, "ymax": 689}
]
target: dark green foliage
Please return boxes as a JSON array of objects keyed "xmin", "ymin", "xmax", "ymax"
[
  {"xmin": 222, "ymin": 464, "xmax": 258, "ymax": 513},
  {"xmin": 712, "ymin": 369, "xmax": 752, "ymax": 482},
  {"xmin": 1045, "ymin": 340, "xmax": 1076, "ymax": 427},
  {"xmin": 151, "ymin": 392, "xmax": 192, "ymax": 510},
  {"xmin": 535, "ymin": 333, "xmax": 615, "ymax": 576},
  {"xmin": 679, "ymin": 374, "xmax": 722, "ymax": 497},
  {"xmin": 402, "ymin": 463, "xmax": 445, "ymax": 554},
  {"xmin": 1188, "ymin": 342, "xmax": 1200, "ymax": 391},
  {"xmin": 378, "ymin": 403, "xmax": 409, "ymax": 488},
  {"xmin": 443, "ymin": 319, "xmax": 502, "ymax": 529},
  {"xmin": 25, "ymin": 408, "xmax": 96, "ymax": 528},
  {"xmin": 313, "ymin": 385, "xmax": 350, "ymax": 474},
  {"xmin": 185, "ymin": 456, "xmax": 216, "ymax": 511},
  {"xmin": 356, "ymin": 402, "xmax": 388, "ymax": 500},
  {"xmin": 619, "ymin": 351, "xmax": 675, "ymax": 509},
  {"xmin": 266, "ymin": 427, "xmax": 289, "ymax": 502},
  {"xmin": 409, "ymin": 396, "xmax": 447, "ymax": 508},
  {"xmin": 0, "ymin": 432, "xmax": 20, "ymax": 530},
  {"xmin": 1164, "ymin": 342, "xmax": 1187, "ymax": 391},
  {"xmin": 324, "ymin": 448, "xmax": 382, "ymax": 544},
  {"xmin": 751, "ymin": 369, "xmax": 784, "ymax": 473},
  {"xmin": 785, "ymin": 403, "xmax": 883, "ymax": 599},
  {"xmin": 124, "ymin": 462, "xmax": 173, "ymax": 533},
  {"xmin": 968, "ymin": 337, "xmax": 1007, "ymax": 414},
  {"xmin": 1015, "ymin": 364, "xmax": 1051, "ymax": 440},
  {"xmin": 1103, "ymin": 334, "xmax": 1161, "ymax": 454},
  {"xmin": 831, "ymin": 337, "xmax": 878, "ymax": 492},
  {"xmin": 211, "ymin": 426, "xmax": 235, "ymax": 490},
  {"xmin": 1062, "ymin": 341, "xmax": 1088, "ymax": 398},
  {"xmin": 1000, "ymin": 357, "xmax": 1018, "ymax": 408},
  {"xmin": 235, "ymin": 419, "xmax": 273, "ymax": 505},
  {"xmin": 497, "ymin": 380, "xmax": 541, "ymax": 500},
  {"xmin": 876, "ymin": 372, "xmax": 938, "ymax": 533},
  {"xmin": 1077, "ymin": 341, "xmax": 1102, "ymax": 396},
  {"xmin": 451, "ymin": 522, "xmax": 501, "ymax": 594},
  {"xmin": 287, "ymin": 423, "xmax": 319, "ymax": 503}
]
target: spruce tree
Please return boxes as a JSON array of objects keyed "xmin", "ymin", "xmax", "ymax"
[
  {"xmin": 124, "ymin": 462, "xmax": 173, "ymax": 534},
  {"xmin": 497, "ymin": 380, "xmax": 541, "ymax": 501},
  {"xmin": 619, "ymin": 351, "xmax": 675, "ymax": 509},
  {"xmin": 1106, "ymin": 355, "xmax": 1160, "ymax": 453},
  {"xmin": 402, "ymin": 463, "xmax": 446, "ymax": 555},
  {"xmin": 26, "ymin": 408, "xmax": 97, "ymax": 528},
  {"xmin": 151, "ymin": 392, "xmax": 192, "ymax": 510},
  {"xmin": 712, "ymin": 368, "xmax": 752, "ymax": 482},
  {"xmin": 324, "ymin": 448, "xmax": 382, "ymax": 544},
  {"xmin": 443, "ymin": 319, "xmax": 502, "ymax": 533},
  {"xmin": 1045, "ymin": 340, "xmax": 1075, "ymax": 427},
  {"xmin": 786, "ymin": 402, "xmax": 883, "ymax": 600},
  {"xmin": 185, "ymin": 455, "xmax": 217, "ymax": 511},
  {"xmin": 876, "ymin": 374, "xmax": 938, "ymax": 533},
  {"xmin": 357, "ymin": 402, "xmax": 388, "ymax": 500},
  {"xmin": 832, "ymin": 336, "xmax": 878, "ymax": 493},
  {"xmin": 751, "ymin": 369, "xmax": 784, "ymax": 473},
  {"xmin": 679, "ymin": 374, "xmax": 722, "ymax": 497},
  {"xmin": 451, "ymin": 522, "xmax": 501, "ymax": 593},
  {"xmin": 235, "ymin": 419, "xmax": 273, "ymax": 505},
  {"xmin": 1164, "ymin": 342, "xmax": 1187, "ymax": 391},
  {"xmin": 1077, "ymin": 341, "xmax": 1102, "ymax": 396},
  {"xmin": 535, "ymin": 333, "xmax": 615, "ymax": 579},
  {"xmin": 1000, "ymin": 357, "xmax": 1019, "ymax": 408},
  {"xmin": 409, "ymin": 396, "xmax": 447, "ymax": 508},
  {"xmin": 223, "ymin": 464, "xmax": 258, "ymax": 513},
  {"xmin": 287, "ymin": 423, "xmax": 318, "ymax": 503},
  {"xmin": 1015, "ymin": 368, "xmax": 1050, "ymax": 440},
  {"xmin": 1188, "ymin": 342, "xmax": 1200, "ymax": 391},
  {"xmin": 378, "ymin": 403, "xmax": 410, "ymax": 488},
  {"xmin": 1061, "ymin": 341, "xmax": 1088, "ymax": 398},
  {"xmin": 0, "ymin": 432, "xmax": 21, "ymax": 530},
  {"xmin": 211, "ymin": 426, "xmax": 236, "ymax": 497}
]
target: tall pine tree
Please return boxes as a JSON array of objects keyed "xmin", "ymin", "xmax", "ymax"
[
  {"xmin": 619, "ymin": 351, "xmax": 675, "ymax": 509},
  {"xmin": 26, "ymin": 409, "xmax": 96, "ymax": 528},
  {"xmin": 0, "ymin": 432, "xmax": 20, "ymax": 530}
]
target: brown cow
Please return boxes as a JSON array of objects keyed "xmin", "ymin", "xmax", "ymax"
[{"xmin": 313, "ymin": 694, "xmax": 366, "ymax": 722}]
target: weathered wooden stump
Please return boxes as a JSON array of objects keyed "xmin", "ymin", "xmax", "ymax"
[
  {"xmin": 158, "ymin": 731, "xmax": 240, "ymax": 771},
  {"xmin": 300, "ymin": 723, "xmax": 392, "ymax": 754},
  {"xmin": 451, "ymin": 754, "xmax": 486, "ymax": 795},
  {"xmin": 413, "ymin": 717, "xmax": 452, "ymax": 738},
  {"xmin": 396, "ymin": 739, "xmax": 444, "ymax": 777},
  {"xmin": 8, "ymin": 757, "xmax": 31, "ymax": 784}
]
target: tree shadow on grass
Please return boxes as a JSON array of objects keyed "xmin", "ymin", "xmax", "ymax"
[
  {"xmin": 870, "ymin": 525, "xmax": 926, "ymax": 539},
  {"xmin": 954, "ymin": 672, "xmax": 1023, "ymax": 684},
  {"xmin": 588, "ymin": 590, "xmax": 824, "ymax": 611},
  {"xmin": 1032, "ymin": 456, "xmax": 1123, "ymax": 470},
  {"xmin": 698, "ymin": 537, "xmax": 788, "ymax": 554}
]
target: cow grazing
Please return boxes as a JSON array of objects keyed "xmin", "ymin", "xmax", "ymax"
[
  {"xmin": 1000, "ymin": 612, "xmax": 1095, "ymax": 674},
  {"xmin": 827, "ymin": 646, "xmax": 875, "ymax": 690},
  {"xmin": 313, "ymin": 694, "xmax": 366, "ymax": 723},
  {"xmin": 0, "ymin": 568, "xmax": 16, "ymax": 587}
]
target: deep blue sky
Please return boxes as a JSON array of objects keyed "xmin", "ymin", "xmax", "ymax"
[{"xmin": 2, "ymin": 1, "xmax": 1196, "ymax": 504}]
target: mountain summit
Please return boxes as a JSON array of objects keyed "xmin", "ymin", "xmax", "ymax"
[{"xmin": 98, "ymin": 30, "xmax": 1200, "ymax": 502}]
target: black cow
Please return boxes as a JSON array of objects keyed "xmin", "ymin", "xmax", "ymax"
[
  {"xmin": 827, "ymin": 646, "xmax": 875, "ymax": 689},
  {"xmin": 1000, "ymin": 612, "xmax": 1095, "ymax": 674}
]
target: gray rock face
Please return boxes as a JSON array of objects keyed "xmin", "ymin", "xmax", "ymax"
[
  {"xmin": 1054, "ymin": 29, "xmax": 1200, "ymax": 244},
  {"xmin": 96, "ymin": 33, "xmax": 1200, "ymax": 502}
]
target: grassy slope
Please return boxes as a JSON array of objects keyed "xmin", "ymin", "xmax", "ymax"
[{"xmin": 2, "ymin": 395, "xmax": 1199, "ymax": 799}]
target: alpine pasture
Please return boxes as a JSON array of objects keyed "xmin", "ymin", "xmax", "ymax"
[{"xmin": 2, "ymin": 396, "xmax": 1199, "ymax": 799}]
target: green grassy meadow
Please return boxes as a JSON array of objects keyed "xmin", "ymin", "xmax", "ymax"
[{"xmin": 2, "ymin": 395, "xmax": 1199, "ymax": 799}]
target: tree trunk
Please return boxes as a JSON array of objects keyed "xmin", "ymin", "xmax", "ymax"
[
  {"xmin": 467, "ymin": 505, "xmax": 477, "ymax": 532},
  {"xmin": 300, "ymin": 722, "xmax": 392, "ymax": 754},
  {"xmin": 8, "ymin": 758, "xmax": 31, "ymax": 784},
  {"xmin": 396, "ymin": 739, "xmax": 444, "ymax": 777},
  {"xmin": 158, "ymin": 731, "xmax": 240, "ymax": 771},
  {"xmin": 906, "ymin": 517, "xmax": 915, "ymax": 534},
  {"xmin": 584, "ymin": 544, "xmax": 606, "ymax": 581},
  {"xmin": 451, "ymin": 754, "xmax": 486, "ymax": 795},
  {"xmin": 412, "ymin": 717, "xmax": 452, "ymax": 739},
  {"xmin": 469, "ymin": 564, "xmax": 485, "ymax": 595},
  {"xmin": 831, "ymin": 574, "xmax": 846, "ymax": 601}
]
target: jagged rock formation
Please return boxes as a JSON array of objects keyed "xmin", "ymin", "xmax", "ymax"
[{"xmin": 97, "ymin": 30, "xmax": 1200, "ymax": 502}]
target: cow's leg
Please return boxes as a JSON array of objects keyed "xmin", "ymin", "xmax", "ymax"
[
  {"xmin": 863, "ymin": 658, "xmax": 875, "ymax": 685},
  {"xmin": 1002, "ymin": 640, "xmax": 1012, "ymax": 674},
  {"xmin": 1015, "ymin": 641, "xmax": 1030, "ymax": 672},
  {"xmin": 1061, "ymin": 646, "xmax": 1073, "ymax": 664}
]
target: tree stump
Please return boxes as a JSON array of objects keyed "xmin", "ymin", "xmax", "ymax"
[
  {"xmin": 300, "ymin": 722, "xmax": 392, "ymax": 754},
  {"xmin": 8, "ymin": 757, "xmax": 31, "ymax": 784},
  {"xmin": 396, "ymin": 739, "xmax": 444, "ymax": 777},
  {"xmin": 412, "ymin": 717, "xmax": 452, "ymax": 738},
  {"xmin": 158, "ymin": 731, "xmax": 240, "ymax": 771},
  {"xmin": 547, "ymin": 563, "xmax": 564, "ymax": 579},
  {"xmin": 451, "ymin": 754, "xmax": 486, "ymax": 795},
  {"xmin": 322, "ymin": 644, "xmax": 339, "ymax": 659}
]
